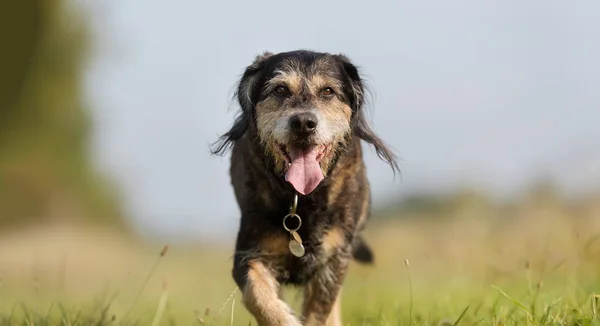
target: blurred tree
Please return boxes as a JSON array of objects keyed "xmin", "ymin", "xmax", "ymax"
[
  {"xmin": 0, "ymin": 1, "xmax": 125, "ymax": 230},
  {"xmin": 376, "ymin": 187, "xmax": 492, "ymax": 220},
  {"xmin": 446, "ymin": 187, "xmax": 492, "ymax": 218},
  {"xmin": 522, "ymin": 176, "xmax": 562, "ymax": 210}
]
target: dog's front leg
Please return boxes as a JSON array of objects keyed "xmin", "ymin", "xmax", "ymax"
[
  {"xmin": 301, "ymin": 255, "xmax": 349, "ymax": 326},
  {"xmin": 233, "ymin": 259, "xmax": 301, "ymax": 326}
]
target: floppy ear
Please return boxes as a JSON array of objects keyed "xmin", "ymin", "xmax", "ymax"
[
  {"xmin": 210, "ymin": 52, "xmax": 273, "ymax": 155},
  {"xmin": 335, "ymin": 54, "xmax": 400, "ymax": 174}
]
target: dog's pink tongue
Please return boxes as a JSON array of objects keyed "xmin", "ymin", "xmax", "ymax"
[{"xmin": 285, "ymin": 146, "xmax": 323, "ymax": 195}]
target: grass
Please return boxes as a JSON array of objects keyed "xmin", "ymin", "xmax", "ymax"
[{"xmin": 1, "ymin": 205, "xmax": 600, "ymax": 325}]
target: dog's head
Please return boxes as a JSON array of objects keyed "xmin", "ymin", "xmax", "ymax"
[{"xmin": 212, "ymin": 50, "xmax": 398, "ymax": 195}]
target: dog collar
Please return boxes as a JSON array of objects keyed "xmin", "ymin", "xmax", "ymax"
[{"xmin": 283, "ymin": 192, "xmax": 305, "ymax": 257}]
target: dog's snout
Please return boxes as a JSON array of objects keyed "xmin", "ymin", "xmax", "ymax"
[{"xmin": 290, "ymin": 112, "xmax": 318, "ymax": 135}]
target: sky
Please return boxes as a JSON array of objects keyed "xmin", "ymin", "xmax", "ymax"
[{"xmin": 81, "ymin": 0, "xmax": 600, "ymax": 241}]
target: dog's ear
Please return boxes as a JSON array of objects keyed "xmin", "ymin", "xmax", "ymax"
[
  {"xmin": 334, "ymin": 54, "xmax": 365, "ymax": 114},
  {"xmin": 210, "ymin": 52, "xmax": 273, "ymax": 156},
  {"xmin": 335, "ymin": 54, "xmax": 400, "ymax": 174},
  {"xmin": 238, "ymin": 51, "xmax": 273, "ymax": 111}
]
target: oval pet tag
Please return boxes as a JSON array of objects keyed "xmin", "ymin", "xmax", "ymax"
[
  {"xmin": 289, "ymin": 240, "xmax": 305, "ymax": 257},
  {"xmin": 291, "ymin": 230, "xmax": 303, "ymax": 244}
]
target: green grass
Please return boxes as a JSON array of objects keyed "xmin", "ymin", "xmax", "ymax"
[
  {"xmin": 1, "ymin": 212, "xmax": 600, "ymax": 325},
  {"xmin": 2, "ymin": 269, "xmax": 598, "ymax": 326}
]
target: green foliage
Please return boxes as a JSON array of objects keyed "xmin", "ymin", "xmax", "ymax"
[
  {"xmin": 0, "ymin": 1, "xmax": 124, "ymax": 229},
  {"xmin": 375, "ymin": 177, "xmax": 600, "ymax": 222},
  {"xmin": 375, "ymin": 187, "xmax": 493, "ymax": 220}
]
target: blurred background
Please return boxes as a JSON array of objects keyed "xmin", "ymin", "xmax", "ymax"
[{"xmin": 1, "ymin": 0, "xmax": 599, "ymax": 325}]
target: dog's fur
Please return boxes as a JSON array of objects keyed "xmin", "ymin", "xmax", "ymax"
[{"xmin": 211, "ymin": 50, "xmax": 398, "ymax": 326}]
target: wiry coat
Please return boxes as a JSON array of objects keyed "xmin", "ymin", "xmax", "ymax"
[{"xmin": 212, "ymin": 50, "xmax": 398, "ymax": 326}]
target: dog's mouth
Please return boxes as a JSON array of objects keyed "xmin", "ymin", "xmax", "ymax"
[{"xmin": 276, "ymin": 143, "xmax": 334, "ymax": 195}]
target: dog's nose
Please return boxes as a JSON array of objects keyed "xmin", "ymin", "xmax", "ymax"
[{"xmin": 290, "ymin": 112, "xmax": 318, "ymax": 135}]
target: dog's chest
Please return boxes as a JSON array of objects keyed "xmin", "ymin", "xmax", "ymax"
[
  {"xmin": 254, "ymin": 196, "xmax": 348, "ymax": 285},
  {"xmin": 272, "ymin": 247, "xmax": 324, "ymax": 285},
  {"xmin": 265, "ymin": 230, "xmax": 342, "ymax": 285}
]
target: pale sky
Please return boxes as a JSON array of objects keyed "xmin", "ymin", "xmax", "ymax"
[{"xmin": 82, "ymin": 0, "xmax": 600, "ymax": 241}]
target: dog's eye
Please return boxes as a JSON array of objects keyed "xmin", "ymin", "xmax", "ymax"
[
  {"xmin": 275, "ymin": 85, "xmax": 289, "ymax": 95},
  {"xmin": 321, "ymin": 87, "xmax": 334, "ymax": 96}
]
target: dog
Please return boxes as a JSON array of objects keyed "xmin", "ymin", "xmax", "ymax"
[{"xmin": 211, "ymin": 50, "xmax": 398, "ymax": 326}]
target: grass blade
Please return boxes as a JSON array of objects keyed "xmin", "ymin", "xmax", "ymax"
[
  {"xmin": 491, "ymin": 285, "xmax": 531, "ymax": 315},
  {"xmin": 151, "ymin": 278, "xmax": 169, "ymax": 326},
  {"xmin": 452, "ymin": 305, "xmax": 470, "ymax": 326},
  {"xmin": 593, "ymin": 294, "xmax": 600, "ymax": 320}
]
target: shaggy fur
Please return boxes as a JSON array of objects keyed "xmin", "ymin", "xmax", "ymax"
[{"xmin": 211, "ymin": 50, "xmax": 398, "ymax": 326}]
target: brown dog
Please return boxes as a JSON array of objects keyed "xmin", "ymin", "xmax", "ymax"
[{"xmin": 211, "ymin": 50, "xmax": 398, "ymax": 326}]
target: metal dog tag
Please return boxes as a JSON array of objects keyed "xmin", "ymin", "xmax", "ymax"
[
  {"xmin": 289, "ymin": 239, "xmax": 305, "ymax": 257},
  {"xmin": 284, "ymin": 193, "xmax": 305, "ymax": 257},
  {"xmin": 291, "ymin": 230, "xmax": 303, "ymax": 244}
]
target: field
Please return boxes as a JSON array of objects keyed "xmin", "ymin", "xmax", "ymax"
[{"xmin": 1, "ymin": 198, "xmax": 600, "ymax": 326}]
